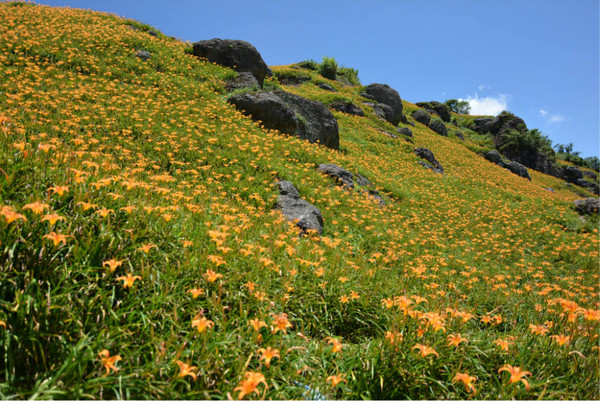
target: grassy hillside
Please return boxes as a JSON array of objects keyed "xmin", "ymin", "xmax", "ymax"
[{"xmin": 0, "ymin": 2, "xmax": 598, "ymax": 399}]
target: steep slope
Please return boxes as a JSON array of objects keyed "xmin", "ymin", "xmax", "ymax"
[{"xmin": 0, "ymin": 3, "xmax": 598, "ymax": 399}]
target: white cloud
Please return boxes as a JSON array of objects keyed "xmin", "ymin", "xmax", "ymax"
[
  {"xmin": 539, "ymin": 109, "xmax": 565, "ymax": 124},
  {"xmin": 460, "ymin": 94, "xmax": 510, "ymax": 116},
  {"xmin": 478, "ymin": 84, "xmax": 491, "ymax": 92}
]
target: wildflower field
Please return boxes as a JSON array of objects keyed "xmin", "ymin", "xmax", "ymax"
[{"xmin": 0, "ymin": 2, "xmax": 598, "ymax": 399}]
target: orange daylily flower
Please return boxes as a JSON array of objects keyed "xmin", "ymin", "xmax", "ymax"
[
  {"xmin": 271, "ymin": 313, "xmax": 292, "ymax": 334},
  {"xmin": 191, "ymin": 315, "xmax": 214, "ymax": 333},
  {"xmin": 203, "ymin": 269, "xmax": 223, "ymax": 283},
  {"xmin": 137, "ymin": 243, "xmax": 157, "ymax": 253},
  {"xmin": 551, "ymin": 334, "xmax": 570, "ymax": 346},
  {"xmin": 327, "ymin": 374, "xmax": 347, "ymax": 387},
  {"xmin": 48, "ymin": 185, "xmax": 69, "ymax": 196},
  {"xmin": 175, "ymin": 360, "xmax": 198, "ymax": 380},
  {"xmin": 453, "ymin": 372, "xmax": 477, "ymax": 394},
  {"xmin": 412, "ymin": 344, "xmax": 439, "ymax": 358},
  {"xmin": 76, "ymin": 201, "xmax": 98, "ymax": 211},
  {"xmin": 98, "ymin": 349, "xmax": 121, "ymax": 375},
  {"xmin": 248, "ymin": 318, "xmax": 267, "ymax": 332},
  {"xmin": 234, "ymin": 371, "xmax": 267, "ymax": 400},
  {"xmin": 41, "ymin": 213, "xmax": 66, "ymax": 226},
  {"xmin": 43, "ymin": 231, "xmax": 70, "ymax": 247},
  {"xmin": 493, "ymin": 338, "xmax": 512, "ymax": 352},
  {"xmin": 1, "ymin": 206, "xmax": 27, "ymax": 224},
  {"xmin": 103, "ymin": 259, "xmax": 123, "ymax": 272},
  {"xmin": 498, "ymin": 364, "xmax": 532, "ymax": 390},
  {"xmin": 257, "ymin": 346, "xmax": 280, "ymax": 368},
  {"xmin": 188, "ymin": 288, "xmax": 204, "ymax": 298},
  {"xmin": 116, "ymin": 273, "xmax": 142, "ymax": 289},
  {"xmin": 325, "ymin": 337, "xmax": 343, "ymax": 353},
  {"xmin": 447, "ymin": 333, "xmax": 468, "ymax": 347},
  {"xmin": 22, "ymin": 201, "xmax": 50, "ymax": 214}
]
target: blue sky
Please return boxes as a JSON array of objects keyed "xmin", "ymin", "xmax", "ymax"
[{"xmin": 36, "ymin": 0, "xmax": 599, "ymax": 157}]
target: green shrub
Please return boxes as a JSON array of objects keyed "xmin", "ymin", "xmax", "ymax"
[
  {"xmin": 337, "ymin": 66, "xmax": 360, "ymax": 86},
  {"xmin": 445, "ymin": 99, "xmax": 471, "ymax": 115},
  {"xmin": 296, "ymin": 59, "xmax": 319, "ymax": 70},
  {"xmin": 319, "ymin": 56, "xmax": 337, "ymax": 80}
]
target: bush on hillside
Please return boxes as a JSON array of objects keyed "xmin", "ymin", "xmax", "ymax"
[
  {"xmin": 498, "ymin": 128, "xmax": 555, "ymax": 161},
  {"xmin": 444, "ymin": 98, "xmax": 471, "ymax": 115},
  {"xmin": 319, "ymin": 56, "xmax": 337, "ymax": 80}
]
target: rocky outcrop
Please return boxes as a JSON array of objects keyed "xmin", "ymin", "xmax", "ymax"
[
  {"xmin": 397, "ymin": 127, "xmax": 413, "ymax": 137},
  {"xmin": 228, "ymin": 90, "xmax": 339, "ymax": 150},
  {"xmin": 574, "ymin": 198, "xmax": 599, "ymax": 216},
  {"xmin": 318, "ymin": 83, "xmax": 336, "ymax": 92},
  {"xmin": 484, "ymin": 150, "xmax": 531, "ymax": 180},
  {"xmin": 414, "ymin": 147, "xmax": 444, "ymax": 174},
  {"xmin": 364, "ymin": 83, "xmax": 404, "ymax": 125},
  {"xmin": 428, "ymin": 120, "xmax": 448, "ymax": 137},
  {"xmin": 416, "ymin": 101, "xmax": 451, "ymax": 122},
  {"xmin": 505, "ymin": 161, "xmax": 531, "ymax": 180},
  {"xmin": 192, "ymin": 38, "xmax": 269, "ymax": 87},
  {"xmin": 225, "ymin": 72, "xmax": 259, "ymax": 91},
  {"xmin": 274, "ymin": 181, "xmax": 323, "ymax": 235},
  {"xmin": 135, "ymin": 50, "xmax": 151, "ymax": 61},
  {"xmin": 329, "ymin": 100, "xmax": 364, "ymax": 116},
  {"xmin": 472, "ymin": 117, "xmax": 493, "ymax": 133},
  {"xmin": 562, "ymin": 165, "xmax": 583, "ymax": 184},
  {"xmin": 412, "ymin": 109, "xmax": 431, "ymax": 126},
  {"xmin": 317, "ymin": 164, "xmax": 354, "ymax": 188}
]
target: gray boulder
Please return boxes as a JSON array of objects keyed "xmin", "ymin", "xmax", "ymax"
[
  {"xmin": 414, "ymin": 147, "xmax": 444, "ymax": 174},
  {"xmin": 472, "ymin": 117, "xmax": 493, "ymax": 133},
  {"xmin": 484, "ymin": 150, "xmax": 506, "ymax": 167},
  {"xmin": 329, "ymin": 100, "xmax": 364, "ymax": 116},
  {"xmin": 505, "ymin": 161, "xmax": 531, "ymax": 180},
  {"xmin": 428, "ymin": 120, "xmax": 448, "ymax": 137},
  {"xmin": 228, "ymin": 90, "xmax": 339, "ymax": 150},
  {"xmin": 225, "ymin": 72, "xmax": 260, "ymax": 91},
  {"xmin": 192, "ymin": 38, "xmax": 269, "ymax": 87},
  {"xmin": 397, "ymin": 127, "xmax": 413, "ymax": 137},
  {"xmin": 274, "ymin": 181, "xmax": 323, "ymax": 235},
  {"xmin": 318, "ymin": 83, "xmax": 336, "ymax": 92},
  {"xmin": 574, "ymin": 198, "xmax": 599, "ymax": 216},
  {"xmin": 364, "ymin": 83, "xmax": 404, "ymax": 125},
  {"xmin": 432, "ymin": 103, "xmax": 451, "ymax": 122},
  {"xmin": 135, "ymin": 50, "xmax": 151, "ymax": 61},
  {"xmin": 583, "ymin": 170, "xmax": 598, "ymax": 181},
  {"xmin": 563, "ymin": 166, "xmax": 583, "ymax": 184},
  {"xmin": 317, "ymin": 164, "xmax": 354, "ymax": 188},
  {"xmin": 412, "ymin": 109, "xmax": 431, "ymax": 126}
]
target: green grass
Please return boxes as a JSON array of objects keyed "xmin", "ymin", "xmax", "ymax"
[{"xmin": 0, "ymin": 2, "xmax": 598, "ymax": 400}]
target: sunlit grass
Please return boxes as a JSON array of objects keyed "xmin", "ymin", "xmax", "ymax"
[{"xmin": 0, "ymin": 2, "xmax": 598, "ymax": 399}]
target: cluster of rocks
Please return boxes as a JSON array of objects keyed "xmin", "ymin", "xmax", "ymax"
[
  {"xmin": 472, "ymin": 112, "xmax": 598, "ymax": 194},
  {"xmin": 472, "ymin": 113, "xmax": 556, "ymax": 175},
  {"xmin": 317, "ymin": 164, "xmax": 386, "ymax": 206},
  {"xmin": 411, "ymin": 109, "xmax": 448, "ymax": 137},
  {"xmin": 574, "ymin": 197, "xmax": 599, "ymax": 216},
  {"xmin": 360, "ymin": 83, "xmax": 406, "ymax": 126},
  {"xmin": 414, "ymin": 148, "xmax": 444, "ymax": 174},
  {"xmin": 274, "ymin": 165, "xmax": 387, "ymax": 235},
  {"xmin": 484, "ymin": 150, "xmax": 531, "ymax": 180},
  {"xmin": 274, "ymin": 181, "xmax": 323, "ymax": 235},
  {"xmin": 561, "ymin": 166, "xmax": 599, "ymax": 195},
  {"xmin": 415, "ymin": 101, "xmax": 452, "ymax": 123}
]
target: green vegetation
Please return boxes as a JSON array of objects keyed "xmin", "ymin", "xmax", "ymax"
[
  {"xmin": 319, "ymin": 56, "xmax": 338, "ymax": 80},
  {"xmin": 445, "ymin": 98, "xmax": 471, "ymax": 115},
  {"xmin": 0, "ymin": 3, "xmax": 598, "ymax": 400},
  {"xmin": 555, "ymin": 143, "xmax": 600, "ymax": 172}
]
